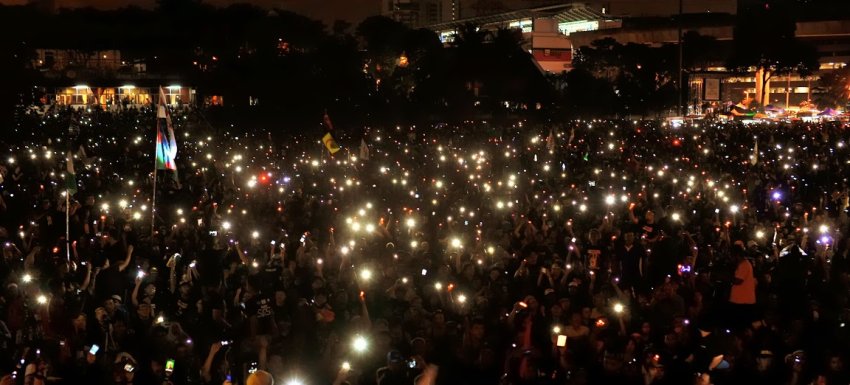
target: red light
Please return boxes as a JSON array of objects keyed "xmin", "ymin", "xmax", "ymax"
[{"xmin": 672, "ymin": 139, "xmax": 681, "ymax": 146}]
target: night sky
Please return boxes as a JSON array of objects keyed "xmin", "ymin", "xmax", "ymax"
[{"xmin": 0, "ymin": 0, "xmax": 382, "ymax": 24}]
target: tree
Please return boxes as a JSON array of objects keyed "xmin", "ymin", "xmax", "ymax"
[
  {"xmin": 573, "ymin": 38, "xmax": 677, "ymax": 116},
  {"xmin": 814, "ymin": 66, "xmax": 850, "ymax": 109},
  {"xmin": 727, "ymin": 1, "xmax": 819, "ymax": 106}
]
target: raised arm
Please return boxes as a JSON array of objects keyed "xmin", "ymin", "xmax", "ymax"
[{"xmin": 117, "ymin": 244, "xmax": 134, "ymax": 272}]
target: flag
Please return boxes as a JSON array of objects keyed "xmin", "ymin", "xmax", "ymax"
[
  {"xmin": 359, "ymin": 138, "xmax": 370, "ymax": 160},
  {"xmin": 323, "ymin": 109, "xmax": 334, "ymax": 131},
  {"xmin": 546, "ymin": 129, "xmax": 556, "ymax": 152},
  {"xmin": 750, "ymin": 140, "xmax": 758, "ymax": 166},
  {"xmin": 155, "ymin": 87, "xmax": 179, "ymax": 181},
  {"xmin": 323, "ymin": 132, "xmax": 341, "ymax": 154},
  {"xmin": 65, "ymin": 151, "xmax": 77, "ymax": 195}
]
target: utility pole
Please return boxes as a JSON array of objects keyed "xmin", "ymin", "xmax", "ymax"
[{"xmin": 678, "ymin": 0, "xmax": 684, "ymax": 116}]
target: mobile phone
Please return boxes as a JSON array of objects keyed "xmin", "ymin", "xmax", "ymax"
[
  {"xmin": 165, "ymin": 359, "xmax": 175, "ymax": 374},
  {"xmin": 556, "ymin": 335, "xmax": 567, "ymax": 347},
  {"xmin": 209, "ymin": 231, "xmax": 217, "ymax": 236},
  {"xmin": 518, "ymin": 301, "xmax": 528, "ymax": 308},
  {"xmin": 124, "ymin": 363, "xmax": 135, "ymax": 373},
  {"xmin": 248, "ymin": 361, "xmax": 258, "ymax": 374},
  {"xmin": 89, "ymin": 344, "xmax": 100, "ymax": 355},
  {"xmin": 408, "ymin": 359, "xmax": 417, "ymax": 369},
  {"xmin": 221, "ymin": 340, "xmax": 232, "ymax": 346},
  {"xmin": 677, "ymin": 264, "xmax": 692, "ymax": 275},
  {"xmin": 596, "ymin": 319, "xmax": 606, "ymax": 328},
  {"xmin": 226, "ymin": 375, "xmax": 232, "ymax": 382}
]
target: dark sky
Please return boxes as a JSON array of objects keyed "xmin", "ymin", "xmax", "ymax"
[{"xmin": 0, "ymin": 0, "xmax": 382, "ymax": 24}]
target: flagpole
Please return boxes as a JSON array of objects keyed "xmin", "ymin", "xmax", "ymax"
[
  {"xmin": 66, "ymin": 187, "xmax": 70, "ymax": 262},
  {"xmin": 151, "ymin": 167, "xmax": 158, "ymax": 237}
]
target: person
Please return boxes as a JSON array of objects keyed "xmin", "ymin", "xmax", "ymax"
[
  {"xmin": 728, "ymin": 243, "xmax": 757, "ymax": 329},
  {"xmin": 245, "ymin": 370, "xmax": 273, "ymax": 385}
]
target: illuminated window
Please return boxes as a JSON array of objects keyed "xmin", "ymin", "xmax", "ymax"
[
  {"xmin": 508, "ymin": 19, "xmax": 533, "ymax": 33},
  {"xmin": 558, "ymin": 20, "xmax": 599, "ymax": 35}
]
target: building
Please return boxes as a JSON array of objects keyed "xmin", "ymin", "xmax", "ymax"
[
  {"xmin": 568, "ymin": 16, "xmax": 850, "ymax": 111},
  {"xmin": 32, "ymin": 49, "xmax": 196, "ymax": 109},
  {"xmin": 429, "ymin": 1, "xmax": 850, "ymax": 112},
  {"xmin": 429, "ymin": 3, "xmax": 621, "ymax": 73},
  {"xmin": 383, "ymin": 0, "xmax": 445, "ymax": 28}
]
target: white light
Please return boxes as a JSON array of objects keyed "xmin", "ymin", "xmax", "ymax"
[
  {"xmin": 451, "ymin": 238, "xmax": 462, "ymax": 248},
  {"xmin": 613, "ymin": 303, "xmax": 624, "ymax": 313},
  {"xmin": 434, "ymin": 282, "xmax": 443, "ymax": 290},
  {"xmin": 756, "ymin": 230, "xmax": 765, "ymax": 238},
  {"xmin": 36, "ymin": 295, "xmax": 47, "ymax": 305},
  {"xmin": 605, "ymin": 195, "xmax": 615, "ymax": 205},
  {"xmin": 672, "ymin": 213, "xmax": 681, "ymax": 221},
  {"xmin": 360, "ymin": 269, "xmax": 372, "ymax": 281},
  {"xmin": 352, "ymin": 335, "xmax": 369, "ymax": 353},
  {"xmin": 406, "ymin": 218, "xmax": 416, "ymax": 228},
  {"xmin": 342, "ymin": 362, "xmax": 351, "ymax": 371},
  {"xmin": 819, "ymin": 224, "xmax": 829, "ymax": 234},
  {"xmin": 132, "ymin": 212, "xmax": 141, "ymax": 220},
  {"xmin": 252, "ymin": 231, "xmax": 259, "ymax": 239},
  {"xmin": 156, "ymin": 316, "xmax": 165, "ymax": 324},
  {"xmin": 579, "ymin": 204, "xmax": 587, "ymax": 212},
  {"xmin": 457, "ymin": 294, "xmax": 467, "ymax": 303},
  {"xmin": 341, "ymin": 246, "xmax": 350, "ymax": 255},
  {"xmin": 22, "ymin": 274, "xmax": 32, "ymax": 283},
  {"xmin": 222, "ymin": 221, "xmax": 232, "ymax": 230},
  {"xmin": 553, "ymin": 326, "xmax": 561, "ymax": 334}
]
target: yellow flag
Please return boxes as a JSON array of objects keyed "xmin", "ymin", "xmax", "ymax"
[{"xmin": 322, "ymin": 132, "xmax": 340, "ymax": 154}]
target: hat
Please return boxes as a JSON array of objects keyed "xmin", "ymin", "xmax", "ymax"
[
  {"xmin": 544, "ymin": 288, "xmax": 556, "ymax": 296},
  {"xmin": 111, "ymin": 295, "xmax": 123, "ymax": 303},
  {"xmin": 387, "ymin": 350, "xmax": 404, "ymax": 363}
]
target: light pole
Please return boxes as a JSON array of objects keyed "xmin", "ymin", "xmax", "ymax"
[{"xmin": 678, "ymin": 0, "xmax": 684, "ymax": 116}]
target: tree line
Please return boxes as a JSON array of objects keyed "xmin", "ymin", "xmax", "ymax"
[{"xmin": 0, "ymin": 0, "xmax": 842, "ymax": 129}]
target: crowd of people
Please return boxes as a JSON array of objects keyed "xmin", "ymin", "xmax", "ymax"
[{"xmin": 1, "ymin": 105, "xmax": 850, "ymax": 385}]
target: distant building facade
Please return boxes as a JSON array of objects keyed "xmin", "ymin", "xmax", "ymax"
[
  {"xmin": 32, "ymin": 49, "xmax": 196, "ymax": 109},
  {"xmin": 428, "ymin": 3, "xmax": 621, "ymax": 73}
]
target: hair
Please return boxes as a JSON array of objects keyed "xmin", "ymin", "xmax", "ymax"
[{"xmin": 245, "ymin": 370, "xmax": 274, "ymax": 385}]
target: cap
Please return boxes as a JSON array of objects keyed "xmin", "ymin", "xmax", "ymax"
[
  {"xmin": 387, "ymin": 350, "xmax": 404, "ymax": 363},
  {"xmin": 111, "ymin": 295, "xmax": 123, "ymax": 303}
]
